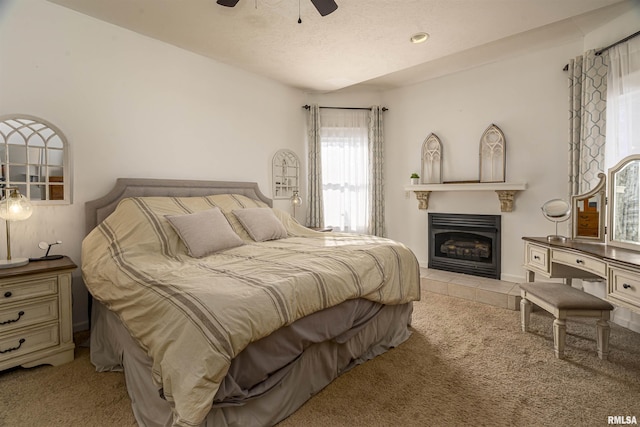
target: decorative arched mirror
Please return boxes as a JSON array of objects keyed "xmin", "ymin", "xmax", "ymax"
[
  {"xmin": 272, "ymin": 149, "xmax": 300, "ymax": 199},
  {"xmin": 0, "ymin": 115, "xmax": 70, "ymax": 203},
  {"xmin": 541, "ymin": 199, "xmax": 571, "ymax": 241},
  {"xmin": 608, "ymin": 155, "xmax": 640, "ymax": 250},
  {"xmin": 571, "ymin": 172, "xmax": 606, "ymax": 242}
]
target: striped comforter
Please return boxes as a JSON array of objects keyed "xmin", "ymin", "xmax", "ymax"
[{"xmin": 82, "ymin": 194, "xmax": 421, "ymax": 427}]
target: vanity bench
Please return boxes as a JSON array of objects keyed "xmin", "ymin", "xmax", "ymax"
[{"xmin": 519, "ymin": 281, "xmax": 614, "ymax": 359}]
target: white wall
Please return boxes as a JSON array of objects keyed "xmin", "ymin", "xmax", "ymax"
[
  {"xmin": 317, "ymin": 7, "xmax": 640, "ymax": 292},
  {"xmin": 382, "ymin": 41, "xmax": 580, "ymax": 283},
  {"xmin": 0, "ymin": 0, "xmax": 306, "ymax": 331},
  {"xmin": 3, "ymin": 0, "xmax": 638, "ymax": 332}
]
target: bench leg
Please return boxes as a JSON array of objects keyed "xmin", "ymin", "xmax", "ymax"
[
  {"xmin": 521, "ymin": 298, "xmax": 532, "ymax": 332},
  {"xmin": 553, "ymin": 318, "xmax": 566, "ymax": 359},
  {"xmin": 596, "ymin": 319, "xmax": 610, "ymax": 360}
]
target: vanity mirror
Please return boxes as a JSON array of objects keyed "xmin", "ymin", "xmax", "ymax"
[
  {"xmin": 541, "ymin": 199, "xmax": 571, "ymax": 241},
  {"xmin": 571, "ymin": 173, "xmax": 606, "ymax": 242},
  {"xmin": 608, "ymin": 154, "xmax": 640, "ymax": 250}
]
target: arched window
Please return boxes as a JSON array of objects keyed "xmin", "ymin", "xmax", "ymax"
[{"xmin": 0, "ymin": 115, "xmax": 70, "ymax": 203}]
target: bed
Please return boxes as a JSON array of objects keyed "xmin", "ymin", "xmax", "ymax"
[{"xmin": 82, "ymin": 178, "xmax": 421, "ymax": 427}]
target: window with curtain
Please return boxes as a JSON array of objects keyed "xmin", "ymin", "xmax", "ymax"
[
  {"xmin": 319, "ymin": 109, "xmax": 370, "ymax": 233},
  {"xmin": 606, "ymin": 37, "xmax": 640, "ymax": 167},
  {"xmin": 606, "ymin": 37, "xmax": 640, "ymax": 243}
]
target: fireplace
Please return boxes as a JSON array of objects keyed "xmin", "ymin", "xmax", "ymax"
[{"xmin": 428, "ymin": 213, "xmax": 501, "ymax": 279}]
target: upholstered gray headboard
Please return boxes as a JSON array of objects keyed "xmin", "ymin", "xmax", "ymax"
[{"xmin": 85, "ymin": 178, "xmax": 272, "ymax": 235}]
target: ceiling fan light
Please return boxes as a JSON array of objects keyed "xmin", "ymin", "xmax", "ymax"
[{"xmin": 410, "ymin": 32, "xmax": 429, "ymax": 44}]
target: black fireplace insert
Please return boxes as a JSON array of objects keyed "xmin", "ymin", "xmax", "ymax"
[{"xmin": 428, "ymin": 213, "xmax": 501, "ymax": 279}]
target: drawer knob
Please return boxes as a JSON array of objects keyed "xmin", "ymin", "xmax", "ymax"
[
  {"xmin": 0, "ymin": 338, "xmax": 25, "ymax": 354},
  {"xmin": 576, "ymin": 259, "xmax": 585, "ymax": 264},
  {"xmin": 533, "ymin": 255, "xmax": 540, "ymax": 260},
  {"xmin": 3, "ymin": 291, "xmax": 11, "ymax": 298},
  {"xmin": 0, "ymin": 310, "xmax": 25, "ymax": 325},
  {"xmin": 623, "ymin": 283, "xmax": 632, "ymax": 289}
]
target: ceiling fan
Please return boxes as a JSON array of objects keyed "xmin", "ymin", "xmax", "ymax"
[{"xmin": 216, "ymin": 0, "xmax": 338, "ymax": 17}]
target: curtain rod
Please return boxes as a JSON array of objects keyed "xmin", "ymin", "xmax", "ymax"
[
  {"xmin": 563, "ymin": 30, "xmax": 640, "ymax": 70},
  {"xmin": 302, "ymin": 105, "xmax": 388, "ymax": 111},
  {"xmin": 595, "ymin": 29, "xmax": 640, "ymax": 56}
]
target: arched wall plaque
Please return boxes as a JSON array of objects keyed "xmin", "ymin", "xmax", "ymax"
[
  {"xmin": 479, "ymin": 124, "xmax": 506, "ymax": 183},
  {"xmin": 421, "ymin": 133, "xmax": 443, "ymax": 184}
]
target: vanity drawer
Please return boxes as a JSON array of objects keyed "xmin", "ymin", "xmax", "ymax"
[
  {"xmin": 0, "ymin": 297, "xmax": 58, "ymax": 334},
  {"xmin": 525, "ymin": 242, "xmax": 549, "ymax": 274},
  {"xmin": 608, "ymin": 266, "xmax": 640, "ymax": 308},
  {"xmin": 551, "ymin": 249, "xmax": 607, "ymax": 277},
  {"xmin": 0, "ymin": 278, "xmax": 58, "ymax": 306}
]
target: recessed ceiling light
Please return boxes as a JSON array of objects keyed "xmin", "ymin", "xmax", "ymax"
[{"xmin": 410, "ymin": 32, "xmax": 429, "ymax": 44}]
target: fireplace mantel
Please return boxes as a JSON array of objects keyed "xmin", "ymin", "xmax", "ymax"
[{"xmin": 405, "ymin": 182, "xmax": 527, "ymax": 212}]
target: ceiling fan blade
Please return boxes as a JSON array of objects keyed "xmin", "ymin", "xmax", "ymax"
[
  {"xmin": 310, "ymin": 0, "xmax": 338, "ymax": 16},
  {"xmin": 217, "ymin": 0, "xmax": 240, "ymax": 7}
]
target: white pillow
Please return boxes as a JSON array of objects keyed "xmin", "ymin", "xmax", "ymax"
[
  {"xmin": 165, "ymin": 208, "xmax": 243, "ymax": 257},
  {"xmin": 233, "ymin": 208, "xmax": 288, "ymax": 242}
]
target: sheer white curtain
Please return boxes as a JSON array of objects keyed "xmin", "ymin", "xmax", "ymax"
[
  {"xmin": 320, "ymin": 109, "xmax": 369, "ymax": 233},
  {"xmin": 607, "ymin": 37, "xmax": 640, "ymax": 243},
  {"xmin": 606, "ymin": 37, "xmax": 640, "ymax": 168}
]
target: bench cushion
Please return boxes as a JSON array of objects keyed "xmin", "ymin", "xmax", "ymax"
[{"xmin": 520, "ymin": 282, "xmax": 614, "ymax": 310}]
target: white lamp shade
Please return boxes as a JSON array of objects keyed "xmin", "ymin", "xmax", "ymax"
[{"xmin": 0, "ymin": 189, "xmax": 33, "ymax": 221}]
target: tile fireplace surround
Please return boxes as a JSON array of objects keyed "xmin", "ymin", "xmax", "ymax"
[{"xmin": 420, "ymin": 267, "xmax": 521, "ymax": 310}]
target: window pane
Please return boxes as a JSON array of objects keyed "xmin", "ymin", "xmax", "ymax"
[
  {"xmin": 47, "ymin": 148, "xmax": 64, "ymax": 166},
  {"xmin": 8, "ymin": 144, "xmax": 26, "ymax": 163}
]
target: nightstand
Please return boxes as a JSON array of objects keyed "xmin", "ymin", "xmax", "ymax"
[{"xmin": 0, "ymin": 256, "xmax": 76, "ymax": 371}]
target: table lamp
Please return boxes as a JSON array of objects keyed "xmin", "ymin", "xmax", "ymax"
[
  {"xmin": 0, "ymin": 187, "xmax": 33, "ymax": 268},
  {"xmin": 290, "ymin": 190, "xmax": 302, "ymax": 218}
]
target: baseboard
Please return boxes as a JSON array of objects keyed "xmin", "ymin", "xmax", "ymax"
[
  {"xmin": 73, "ymin": 320, "xmax": 90, "ymax": 333},
  {"xmin": 612, "ymin": 314, "xmax": 640, "ymax": 334},
  {"xmin": 500, "ymin": 272, "xmax": 523, "ymax": 283}
]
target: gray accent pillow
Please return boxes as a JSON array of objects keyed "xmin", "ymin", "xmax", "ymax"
[
  {"xmin": 233, "ymin": 208, "xmax": 288, "ymax": 242},
  {"xmin": 165, "ymin": 208, "xmax": 243, "ymax": 257}
]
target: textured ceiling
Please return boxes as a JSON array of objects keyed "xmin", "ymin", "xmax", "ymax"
[{"xmin": 47, "ymin": 0, "xmax": 634, "ymax": 92}]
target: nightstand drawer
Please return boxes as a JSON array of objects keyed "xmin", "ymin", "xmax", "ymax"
[
  {"xmin": 525, "ymin": 242, "xmax": 549, "ymax": 274},
  {"xmin": 552, "ymin": 249, "xmax": 607, "ymax": 277},
  {"xmin": 0, "ymin": 323, "xmax": 59, "ymax": 364},
  {"xmin": 609, "ymin": 265, "xmax": 640, "ymax": 307},
  {"xmin": 0, "ymin": 278, "xmax": 58, "ymax": 306},
  {"xmin": 0, "ymin": 297, "xmax": 58, "ymax": 334}
]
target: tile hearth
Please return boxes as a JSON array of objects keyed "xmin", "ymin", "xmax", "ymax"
[{"xmin": 420, "ymin": 267, "xmax": 521, "ymax": 310}]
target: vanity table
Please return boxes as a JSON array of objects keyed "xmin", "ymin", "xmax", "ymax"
[
  {"xmin": 522, "ymin": 237, "xmax": 640, "ymax": 314},
  {"xmin": 523, "ymin": 154, "xmax": 640, "ymax": 315}
]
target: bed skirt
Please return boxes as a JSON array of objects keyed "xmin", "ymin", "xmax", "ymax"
[{"xmin": 90, "ymin": 300, "xmax": 413, "ymax": 427}]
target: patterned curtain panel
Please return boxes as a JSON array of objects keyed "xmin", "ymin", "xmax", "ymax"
[
  {"xmin": 568, "ymin": 50, "xmax": 608, "ymax": 196},
  {"xmin": 306, "ymin": 104, "xmax": 324, "ymax": 228},
  {"xmin": 368, "ymin": 106, "xmax": 385, "ymax": 237}
]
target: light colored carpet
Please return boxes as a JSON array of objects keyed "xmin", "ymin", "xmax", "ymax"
[{"xmin": 1, "ymin": 289, "xmax": 639, "ymax": 426}]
